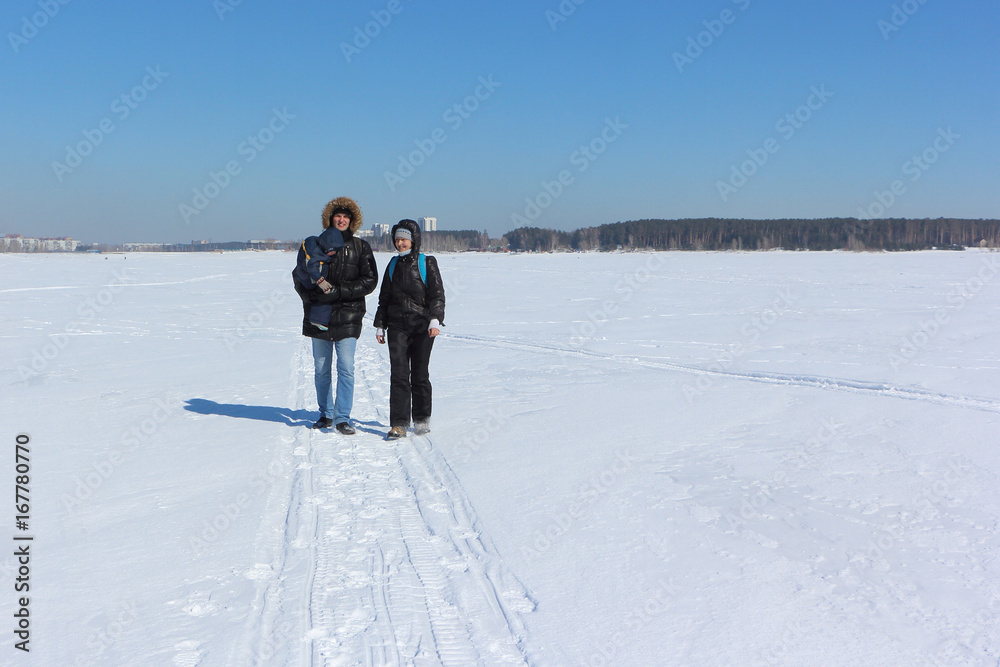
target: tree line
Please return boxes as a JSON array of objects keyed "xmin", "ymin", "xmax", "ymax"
[
  {"xmin": 504, "ymin": 218, "xmax": 1000, "ymax": 252},
  {"xmin": 370, "ymin": 229, "xmax": 493, "ymax": 252},
  {"xmin": 61, "ymin": 219, "xmax": 999, "ymax": 255}
]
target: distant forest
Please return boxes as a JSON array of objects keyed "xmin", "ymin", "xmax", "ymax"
[
  {"xmin": 370, "ymin": 229, "xmax": 492, "ymax": 253},
  {"xmin": 501, "ymin": 218, "xmax": 1000, "ymax": 252}
]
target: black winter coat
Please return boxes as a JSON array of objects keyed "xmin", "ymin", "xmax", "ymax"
[
  {"xmin": 294, "ymin": 234, "xmax": 378, "ymax": 340},
  {"xmin": 373, "ymin": 252, "xmax": 445, "ymax": 333}
]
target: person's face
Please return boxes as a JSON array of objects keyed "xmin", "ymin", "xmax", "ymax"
[
  {"xmin": 395, "ymin": 237, "xmax": 412, "ymax": 252},
  {"xmin": 332, "ymin": 212, "xmax": 351, "ymax": 231}
]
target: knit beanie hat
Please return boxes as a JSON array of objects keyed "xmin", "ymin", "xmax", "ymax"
[
  {"xmin": 394, "ymin": 228, "xmax": 413, "ymax": 242},
  {"xmin": 318, "ymin": 226, "xmax": 345, "ymax": 252}
]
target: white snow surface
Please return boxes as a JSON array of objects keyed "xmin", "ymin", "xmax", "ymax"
[{"xmin": 2, "ymin": 249, "xmax": 1000, "ymax": 666}]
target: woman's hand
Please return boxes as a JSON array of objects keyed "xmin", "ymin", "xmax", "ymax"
[
  {"xmin": 375, "ymin": 328, "xmax": 385, "ymax": 344},
  {"xmin": 428, "ymin": 328, "xmax": 440, "ymax": 338}
]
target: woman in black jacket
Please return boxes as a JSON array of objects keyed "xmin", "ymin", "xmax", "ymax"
[
  {"xmin": 293, "ymin": 196, "xmax": 377, "ymax": 434},
  {"xmin": 373, "ymin": 219, "xmax": 445, "ymax": 440}
]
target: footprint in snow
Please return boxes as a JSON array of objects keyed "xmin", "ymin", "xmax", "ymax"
[
  {"xmin": 359, "ymin": 505, "xmax": 387, "ymax": 519},
  {"xmin": 439, "ymin": 556, "xmax": 469, "ymax": 572},
  {"xmin": 689, "ymin": 504, "xmax": 721, "ymax": 523},
  {"xmin": 243, "ymin": 563, "xmax": 275, "ymax": 580},
  {"xmin": 172, "ymin": 640, "xmax": 202, "ymax": 666},
  {"xmin": 183, "ymin": 601, "xmax": 220, "ymax": 617},
  {"xmin": 502, "ymin": 591, "xmax": 537, "ymax": 613}
]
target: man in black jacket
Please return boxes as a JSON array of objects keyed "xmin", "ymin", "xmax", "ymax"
[
  {"xmin": 374, "ymin": 219, "xmax": 446, "ymax": 439},
  {"xmin": 293, "ymin": 196, "xmax": 377, "ymax": 434}
]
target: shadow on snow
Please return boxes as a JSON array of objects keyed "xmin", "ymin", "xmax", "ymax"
[
  {"xmin": 183, "ymin": 398, "xmax": 314, "ymax": 427},
  {"xmin": 183, "ymin": 398, "xmax": 389, "ymax": 434}
]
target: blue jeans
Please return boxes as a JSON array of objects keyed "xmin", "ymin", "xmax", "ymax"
[{"xmin": 312, "ymin": 337, "xmax": 357, "ymax": 423}]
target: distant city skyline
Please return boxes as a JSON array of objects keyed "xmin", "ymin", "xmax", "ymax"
[
  {"xmin": 0, "ymin": 234, "xmax": 80, "ymax": 252},
  {"xmin": 2, "ymin": 3, "xmax": 996, "ymax": 244}
]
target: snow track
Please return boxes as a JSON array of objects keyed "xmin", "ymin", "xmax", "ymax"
[
  {"xmin": 235, "ymin": 339, "xmax": 534, "ymax": 666},
  {"xmin": 443, "ymin": 332, "xmax": 1000, "ymax": 414}
]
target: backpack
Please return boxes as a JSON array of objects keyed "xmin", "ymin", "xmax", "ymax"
[{"xmin": 388, "ymin": 253, "xmax": 426, "ymax": 284}]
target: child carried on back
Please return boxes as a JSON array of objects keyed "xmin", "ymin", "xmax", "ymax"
[{"xmin": 292, "ymin": 226, "xmax": 344, "ymax": 331}]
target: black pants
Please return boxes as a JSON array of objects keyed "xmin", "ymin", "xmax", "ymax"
[{"xmin": 388, "ymin": 327, "xmax": 434, "ymax": 427}]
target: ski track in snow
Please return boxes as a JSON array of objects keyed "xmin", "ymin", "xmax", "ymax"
[
  {"xmin": 443, "ymin": 332, "xmax": 1000, "ymax": 414},
  {"xmin": 230, "ymin": 338, "xmax": 534, "ymax": 666},
  {"xmin": 0, "ymin": 273, "xmax": 232, "ymax": 293}
]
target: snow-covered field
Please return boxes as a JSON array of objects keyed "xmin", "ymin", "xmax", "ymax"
[{"xmin": 2, "ymin": 249, "xmax": 999, "ymax": 666}]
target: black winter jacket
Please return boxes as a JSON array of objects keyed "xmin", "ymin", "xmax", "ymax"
[
  {"xmin": 373, "ymin": 220, "xmax": 445, "ymax": 333},
  {"xmin": 294, "ymin": 233, "xmax": 378, "ymax": 340}
]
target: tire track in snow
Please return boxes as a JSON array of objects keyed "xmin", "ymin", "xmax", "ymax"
[
  {"xmin": 243, "ymin": 339, "xmax": 534, "ymax": 665},
  {"xmin": 396, "ymin": 436, "xmax": 536, "ymax": 662},
  {"xmin": 443, "ymin": 332, "xmax": 1000, "ymax": 414},
  {"xmin": 228, "ymin": 339, "xmax": 317, "ymax": 666}
]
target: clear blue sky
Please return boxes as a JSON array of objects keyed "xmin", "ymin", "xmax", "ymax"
[{"xmin": 2, "ymin": 0, "xmax": 997, "ymax": 243}]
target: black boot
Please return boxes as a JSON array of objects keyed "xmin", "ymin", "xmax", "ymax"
[{"xmin": 312, "ymin": 417, "xmax": 334, "ymax": 429}]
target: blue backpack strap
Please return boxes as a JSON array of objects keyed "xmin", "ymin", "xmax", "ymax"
[{"xmin": 388, "ymin": 254, "xmax": 426, "ymax": 284}]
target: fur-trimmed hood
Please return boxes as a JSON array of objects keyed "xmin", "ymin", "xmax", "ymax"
[
  {"xmin": 390, "ymin": 218, "xmax": 422, "ymax": 254},
  {"xmin": 321, "ymin": 196, "xmax": 363, "ymax": 234}
]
